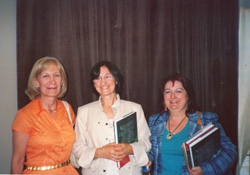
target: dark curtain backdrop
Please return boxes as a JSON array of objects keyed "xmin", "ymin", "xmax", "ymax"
[{"xmin": 17, "ymin": 0, "xmax": 238, "ymax": 163}]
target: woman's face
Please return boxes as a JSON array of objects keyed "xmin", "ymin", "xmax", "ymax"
[
  {"xmin": 163, "ymin": 80, "xmax": 188, "ymax": 113},
  {"xmin": 35, "ymin": 64, "xmax": 63, "ymax": 99},
  {"xmin": 93, "ymin": 66, "xmax": 116, "ymax": 97}
]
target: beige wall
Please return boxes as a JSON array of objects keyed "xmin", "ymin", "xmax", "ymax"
[
  {"xmin": 237, "ymin": 1, "xmax": 250, "ymax": 174},
  {"xmin": 0, "ymin": 0, "xmax": 17, "ymax": 173}
]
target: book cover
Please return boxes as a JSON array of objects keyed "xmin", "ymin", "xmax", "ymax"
[
  {"xmin": 182, "ymin": 123, "xmax": 221, "ymax": 168},
  {"xmin": 181, "ymin": 144, "xmax": 192, "ymax": 169},
  {"xmin": 113, "ymin": 111, "xmax": 138, "ymax": 168}
]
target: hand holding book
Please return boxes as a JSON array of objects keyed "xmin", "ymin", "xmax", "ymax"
[
  {"xmin": 112, "ymin": 143, "xmax": 133, "ymax": 159},
  {"xmin": 182, "ymin": 123, "xmax": 221, "ymax": 168},
  {"xmin": 95, "ymin": 142, "xmax": 132, "ymax": 164},
  {"xmin": 113, "ymin": 112, "xmax": 138, "ymax": 168}
]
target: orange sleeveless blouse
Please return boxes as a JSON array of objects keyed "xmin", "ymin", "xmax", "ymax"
[{"xmin": 12, "ymin": 98, "xmax": 79, "ymax": 174}]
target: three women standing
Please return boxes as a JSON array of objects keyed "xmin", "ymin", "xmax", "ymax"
[{"xmin": 12, "ymin": 57, "xmax": 236, "ymax": 175}]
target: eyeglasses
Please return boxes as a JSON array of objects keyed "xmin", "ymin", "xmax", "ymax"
[{"xmin": 93, "ymin": 74, "xmax": 114, "ymax": 83}]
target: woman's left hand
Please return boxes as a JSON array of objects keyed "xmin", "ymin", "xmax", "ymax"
[
  {"xmin": 187, "ymin": 165, "xmax": 203, "ymax": 175},
  {"xmin": 113, "ymin": 143, "xmax": 133, "ymax": 162}
]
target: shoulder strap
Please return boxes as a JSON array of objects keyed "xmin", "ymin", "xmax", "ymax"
[
  {"xmin": 62, "ymin": 100, "xmax": 73, "ymax": 124},
  {"xmin": 196, "ymin": 111, "xmax": 203, "ymax": 129}
]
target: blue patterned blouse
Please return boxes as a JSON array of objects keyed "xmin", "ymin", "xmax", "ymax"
[{"xmin": 148, "ymin": 111, "xmax": 237, "ymax": 175}]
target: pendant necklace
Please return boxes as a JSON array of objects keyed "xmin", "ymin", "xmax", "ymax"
[
  {"xmin": 167, "ymin": 115, "xmax": 186, "ymax": 140},
  {"xmin": 43, "ymin": 103, "xmax": 57, "ymax": 113}
]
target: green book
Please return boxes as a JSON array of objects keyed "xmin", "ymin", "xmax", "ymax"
[
  {"xmin": 114, "ymin": 111, "xmax": 138, "ymax": 144},
  {"xmin": 113, "ymin": 112, "xmax": 138, "ymax": 168}
]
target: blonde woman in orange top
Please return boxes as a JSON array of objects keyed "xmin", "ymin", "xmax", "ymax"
[{"xmin": 11, "ymin": 57, "xmax": 79, "ymax": 174}]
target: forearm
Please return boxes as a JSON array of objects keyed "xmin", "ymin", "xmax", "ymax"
[
  {"xmin": 11, "ymin": 131, "xmax": 28, "ymax": 174},
  {"xmin": 11, "ymin": 157, "xmax": 24, "ymax": 174}
]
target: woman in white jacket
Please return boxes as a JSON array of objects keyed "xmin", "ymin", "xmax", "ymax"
[{"xmin": 73, "ymin": 61, "xmax": 151, "ymax": 175}]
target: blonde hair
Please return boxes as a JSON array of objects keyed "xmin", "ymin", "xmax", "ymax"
[{"xmin": 25, "ymin": 56, "xmax": 68, "ymax": 100}]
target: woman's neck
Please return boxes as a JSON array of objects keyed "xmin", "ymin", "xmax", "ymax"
[
  {"xmin": 101, "ymin": 94, "xmax": 117, "ymax": 118},
  {"xmin": 101, "ymin": 94, "xmax": 117, "ymax": 107},
  {"xmin": 169, "ymin": 110, "xmax": 186, "ymax": 121},
  {"xmin": 40, "ymin": 97, "xmax": 57, "ymax": 112}
]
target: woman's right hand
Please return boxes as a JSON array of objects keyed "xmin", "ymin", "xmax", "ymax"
[
  {"xmin": 147, "ymin": 160, "xmax": 152, "ymax": 167},
  {"xmin": 187, "ymin": 165, "xmax": 203, "ymax": 175},
  {"xmin": 94, "ymin": 143, "xmax": 118, "ymax": 161}
]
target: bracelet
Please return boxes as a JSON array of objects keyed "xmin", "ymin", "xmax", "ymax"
[{"xmin": 142, "ymin": 165, "xmax": 151, "ymax": 172}]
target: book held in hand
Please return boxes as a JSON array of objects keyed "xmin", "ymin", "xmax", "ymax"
[
  {"xmin": 181, "ymin": 122, "xmax": 221, "ymax": 168},
  {"xmin": 113, "ymin": 111, "xmax": 138, "ymax": 168}
]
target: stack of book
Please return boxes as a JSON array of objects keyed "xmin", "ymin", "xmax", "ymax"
[{"xmin": 182, "ymin": 122, "xmax": 221, "ymax": 168}]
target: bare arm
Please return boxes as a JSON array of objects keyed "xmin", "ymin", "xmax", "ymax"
[{"xmin": 11, "ymin": 130, "xmax": 29, "ymax": 174}]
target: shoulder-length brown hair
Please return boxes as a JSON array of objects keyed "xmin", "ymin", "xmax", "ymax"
[
  {"xmin": 159, "ymin": 72, "xmax": 198, "ymax": 115},
  {"xmin": 25, "ymin": 56, "xmax": 68, "ymax": 100},
  {"xmin": 90, "ymin": 60, "xmax": 124, "ymax": 96}
]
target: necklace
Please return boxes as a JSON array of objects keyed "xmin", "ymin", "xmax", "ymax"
[
  {"xmin": 47, "ymin": 108, "xmax": 56, "ymax": 113},
  {"xmin": 43, "ymin": 104, "xmax": 57, "ymax": 113},
  {"xmin": 167, "ymin": 115, "xmax": 186, "ymax": 140}
]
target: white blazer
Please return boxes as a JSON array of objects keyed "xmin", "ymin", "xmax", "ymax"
[{"xmin": 73, "ymin": 94, "xmax": 151, "ymax": 175}]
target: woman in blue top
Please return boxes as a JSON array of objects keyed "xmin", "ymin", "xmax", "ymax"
[{"xmin": 147, "ymin": 73, "xmax": 237, "ymax": 175}]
